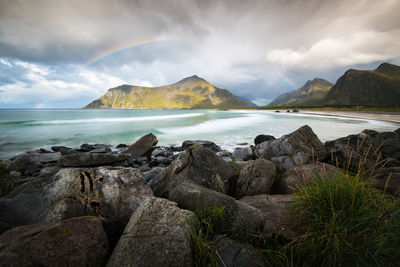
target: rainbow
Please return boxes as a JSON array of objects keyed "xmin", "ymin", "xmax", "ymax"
[
  {"xmin": 79, "ymin": 38, "xmax": 173, "ymax": 70},
  {"xmin": 273, "ymin": 70, "xmax": 297, "ymax": 90},
  {"xmin": 34, "ymin": 103, "xmax": 46, "ymax": 109}
]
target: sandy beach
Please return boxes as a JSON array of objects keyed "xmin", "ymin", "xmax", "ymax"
[{"xmin": 300, "ymin": 110, "xmax": 400, "ymax": 124}]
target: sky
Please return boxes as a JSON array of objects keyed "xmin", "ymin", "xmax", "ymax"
[{"xmin": 0, "ymin": 0, "xmax": 400, "ymax": 108}]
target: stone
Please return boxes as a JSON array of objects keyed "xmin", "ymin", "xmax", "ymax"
[
  {"xmin": 215, "ymin": 237, "xmax": 265, "ymax": 267},
  {"xmin": 152, "ymin": 147, "xmax": 173, "ymax": 158},
  {"xmin": 379, "ymin": 138, "xmax": 400, "ymax": 167},
  {"xmin": 154, "ymin": 156, "xmax": 172, "ymax": 165},
  {"xmin": 169, "ymin": 181, "xmax": 264, "ymax": 236},
  {"xmin": 233, "ymin": 159, "xmax": 276, "ymax": 199},
  {"xmin": 0, "ymin": 216, "xmax": 108, "ymax": 267},
  {"xmin": 240, "ymin": 194, "xmax": 297, "ymax": 240},
  {"xmin": 254, "ymin": 134, "xmax": 275, "ymax": 145},
  {"xmin": 278, "ymin": 163, "xmax": 340, "ymax": 194},
  {"xmin": 292, "ymin": 109, "xmax": 299, "ymax": 113},
  {"xmin": 0, "ymin": 167, "xmax": 153, "ymax": 246},
  {"xmin": 216, "ymin": 150, "xmax": 232, "ymax": 157},
  {"xmin": 255, "ymin": 125, "xmax": 326, "ymax": 172},
  {"xmin": 8, "ymin": 152, "xmax": 61, "ymax": 173},
  {"xmin": 123, "ymin": 133, "xmax": 158, "ymax": 160},
  {"xmin": 150, "ymin": 145, "xmax": 235, "ymax": 198},
  {"xmin": 181, "ymin": 140, "xmax": 221, "ymax": 152},
  {"xmin": 370, "ymin": 167, "xmax": 400, "ymax": 196},
  {"xmin": 138, "ymin": 164, "xmax": 150, "ymax": 172},
  {"xmin": 58, "ymin": 152, "xmax": 130, "ymax": 167},
  {"xmin": 9, "ymin": 170, "xmax": 21, "ymax": 177},
  {"xmin": 106, "ymin": 197, "xmax": 195, "ymax": 267},
  {"xmin": 38, "ymin": 165, "xmax": 61, "ymax": 178},
  {"xmin": 143, "ymin": 166, "xmax": 165, "ymax": 182},
  {"xmin": 51, "ymin": 146, "xmax": 78, "ymax": 155},
  {"xmin": 116, "ymin": 144, "xmax": 128, "ymax": 149},
  {"xmin": 325, "ymin": 132, "xmax": 381, "ymax": 172},
  {"xmin": 90, "ymin": 146, "xmax": 112, "ymax": 153},
  {"xmin": 232, "ymin": 147, "xmax": 253, "ymax": 161}
]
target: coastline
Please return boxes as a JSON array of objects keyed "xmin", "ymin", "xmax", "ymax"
[{"xmin": 298, "ymin": 110, "xmax": 400, "ymax": 124}]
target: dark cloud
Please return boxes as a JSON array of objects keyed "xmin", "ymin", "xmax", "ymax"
[{"xmin": 0, "ymin": 0, "xmax": 400, "ymax": 107}]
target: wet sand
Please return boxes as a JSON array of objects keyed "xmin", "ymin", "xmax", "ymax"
[{"xmin": 300, "ymin": 110, "xmax": 400, "ymax": 124}]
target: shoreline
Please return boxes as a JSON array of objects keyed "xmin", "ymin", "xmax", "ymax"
[{"xmin": 298, "ymin": 110, "xmax": 400, "ymax": 124}]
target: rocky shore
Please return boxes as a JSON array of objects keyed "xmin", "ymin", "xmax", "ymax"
[{"xmin": 0, "ymin": 125, "xmax": 399, "ymax": 266}]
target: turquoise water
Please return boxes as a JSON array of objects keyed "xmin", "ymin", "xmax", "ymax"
[{"xmin": 0, "ymin": 109, "xmax": 398, "ymax": 159}]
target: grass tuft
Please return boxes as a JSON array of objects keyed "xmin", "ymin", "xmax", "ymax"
[
  {"xmin": 187, "ymin": 203, "xmax": 226, "ymax": 266},
  {"xmin": 290, "ymin": 173, "xmax": 400, "ymax": 266}
]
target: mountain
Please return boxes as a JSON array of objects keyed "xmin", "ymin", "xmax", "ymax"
[
  {"xmin": 84, "ymin": 75, "xmax": 255, "ymax": 109},
  {"xmin": 268, "ymin": 78, "xmax": 333, "ymax": 106},
  {"xmin": 324, "ymin": 63, "xmax": 400, "ymax": 106},
  {"xmin": 235, "ymin": 96, "xmax": 258, "ymax": 107}
]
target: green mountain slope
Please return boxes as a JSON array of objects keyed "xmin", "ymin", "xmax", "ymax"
[
  {"xmin": 268, "ymin": 78, "xmax": 333, "ymax": 106},
  {"xmin": 84, "ymin": 75, "xmax": 255, "ymax": 109},
  {"xmin": 324, "ymin": 63, "xmax": 400, "ymax": 106}
]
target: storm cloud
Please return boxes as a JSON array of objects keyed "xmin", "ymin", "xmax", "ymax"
[{"xmin": 1, "ymin": 0, "xmax": 399, "ymax": 107}]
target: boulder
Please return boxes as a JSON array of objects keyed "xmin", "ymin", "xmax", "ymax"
[
  {"xmin": 150, "ymin": 145, "xmax": 235, "ymax": 198},
  {"xmin": 240, "ymin": 194, "xmax": 296, "ymax": 240},
  {"xmin": 8, "ymin": 152, "xmax": 61, "ymax": 174},
  {"xmin": 379, "ymin": 138, "xmax": 400, "ymax": 167},
  {"xmin": 254, "ymin": 134, "xmax": 275, "ymax": 145},
  {"xmin": 106, "ymin": 197, "xmax": 195, "ymax": 267},
  {"xmin": 58, "ymin": 152, "xmax": 130, "ymax": 167},
  {"xmin": 51, "ymin": 146, "xmax": 78, "ymax": 155},
  {"xmin": 79, "ymin": 143, "xmax": 110, "ymax": 153},
  {"xmin": 181, "ymin": 140, "xmax": 221, "ymax": 152},
  {"xmin": 123, "ymin": 133, "xmax": 158, "ymax": 160},
  {"xmin": 325, "ymin": 131, "xmax": 382, "ymax": 172},
  {"xmin": 369, "ymin": 167, "xmax": 400, "ymax": 196},
  {"xmin": 0, "ymin": 216, "xmax": 108, "ymax": 267},
  {"xmin": 216, "ymin": 150, "xmax": 232, "ymax": 157},
  {"xmin": 215, "ymin": 237, "xmax": 265, "ymax": 267},
  {"xmin": 233, "ymin": 159, "xmax": 276, "ymax": 199},
  {"xmin": 169, "ymin": 181, "xmax": 264, "ymax": 236},
  {"xmin": 0, "ymin": 167, "xmax": 153, "ymax": 245},
  {"xmin": 255, "ymin": 125, "xmax": 326, "ymax": 172},
  {"xmin": 278, "ymin": 163, "xmax": 340, "ymax": 194},
  {"xmin": 143, "ymin": 166, "xmax": 165, "ymax": 182},
  {"xmin": 232, "ymin": 147, "xmax": 253, "ymax": 161},
  {"xmin": 152, "ymin": 147, "xmax": 173, "ymax": 158}
]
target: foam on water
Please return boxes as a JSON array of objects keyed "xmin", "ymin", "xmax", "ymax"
[
  {"xmin": 0, "ymin": 109, "xmax": 398, "ymax": 159},
  {"xmin": 22, "ymin": 113, "xmax": 204, "ymax": 125}
]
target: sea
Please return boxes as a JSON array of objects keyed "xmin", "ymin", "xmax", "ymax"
[{"xmin": 0, "ymin": 109, "xmax": 399, "ymax": 159}]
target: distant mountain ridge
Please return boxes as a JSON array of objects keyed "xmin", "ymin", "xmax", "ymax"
[
  {"xmin": 268, "ymin": 62, "xmax": 400, "ymax": 107},
  {"xmin": 268, "ymin": 78, "xmax": 333, "ymax": 106},
  {"xmin": 84, "ymin": 75, "xmax": 256, "ymax": 109},
  {"xmin": 324, "ymin": 63, "xmax": 400, "ymax": 106}
]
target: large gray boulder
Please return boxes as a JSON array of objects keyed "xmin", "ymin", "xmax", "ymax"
[
  {"xmin": 370, "ymin": 167, "xmax": 400, "ymax": 196},
  {"xmin": 255, "ymin": 125, "xmax": 326, "ymax": 172},
  {"xmin": 107, "ymin": 197, "xmax": 195, "ymax": 267},
  {"xmin": 58, "ymin": 152, "xmax": 130, "ymax": 167},
  {"xmin": 0, "ymin": 167, "xmax": 153, "ymax": 245},
  {"xmin": 181, "ymin": 140, "xmax": 221, "ymax": 152},
  {"xmin": 325, "ymin": 129, "xmax": 399, "ymax": 173},
  {"xmin": 169, "ymin": 181, "xmax": 264, "ymax": 236},
  {"xmin": 123, "ymin": 133, "xmax": 158, "ymax": 160},
  {"xmin": 240, "ymin": 194, "xmax": 297, "ymax": 240},
  {"xmin": 232, "ymin": 147, "xmax": 253, "ymax": 161},
  {"xmin": 277, "ymin": 163, "xmax": 340, "ymax": 194},
  {"xmin": 0, "ymin": 216, "xmax": 108, "ymax": 267},
  {"xmin": 215, "ymin": 237, "xmax": 265, "ymax": 267},
  {"xmin": 233, "ymin": 159, "xmax": 276, "ymax": 199},
  {"xmin": 8, "ymin": 152, "xmax": 61, "ymax": 174},
  {"xmin": 150, "ymin": 145, "xmax": 235, "ymax": 198}
]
